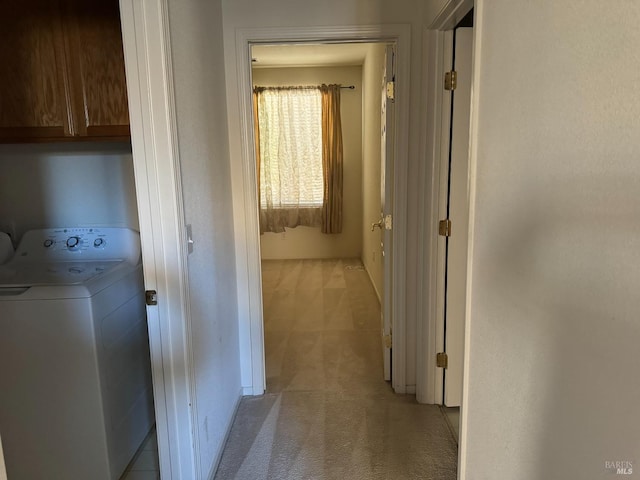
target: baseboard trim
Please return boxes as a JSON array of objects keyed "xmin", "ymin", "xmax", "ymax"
[
  {"xmin": 362, "ymin": 261, "xmax": 382, "ymax": 305},
  {"xmin": 242, "ymin": 386, "xmax": 259, "ymax": 396},
  {"xmin": 207, "ymin": 387, "xmax": 244, "ymax": 480}
]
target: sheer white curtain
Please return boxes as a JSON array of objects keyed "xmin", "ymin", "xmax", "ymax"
[{"xmin": 256, "ymin": 87, "xmax": 323, "ymax": 233}]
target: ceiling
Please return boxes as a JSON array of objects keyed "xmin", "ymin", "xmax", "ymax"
[{"xmin": 251, "ymin": 43, "xmax": 376, "ymax": 68}]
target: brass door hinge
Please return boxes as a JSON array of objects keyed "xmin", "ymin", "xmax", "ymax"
[
  {"xmin": 444, "ymin": 70, "xmax": 457, "ymax": 91},
  {"xmin": 386, "ymin": 81, "xmax": 395, "ymax": 100},
  {"xmin": 383, "ymin": 334, "xmax": 392, "ymax": 349},
  {"xmin": 145, "ymin": 290, "xmax": 158, "ymax": 306},
  {"xmin": 436, "ymin": 352, "xmax": 448, "ymax": 369},
  {"xmin": 439, "ymin": 219, "xmax": 452, "ymax": 237}
]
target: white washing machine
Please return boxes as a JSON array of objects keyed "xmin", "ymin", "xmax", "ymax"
[{"xmin": 0, "ymin": 227, "xmax": 154, "ymax": 480}]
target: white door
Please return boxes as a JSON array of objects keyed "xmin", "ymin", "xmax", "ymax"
[
  {"xmin": 119, "ymin": 2, "xmax": 196, "ymax": 477},
  {"xmin": 380, "ymin": 44, "xmax": 395, "ymax": 381},
  {"xmin": 444, "ymin": 27, "xmax": 473, "ymax": 407}
]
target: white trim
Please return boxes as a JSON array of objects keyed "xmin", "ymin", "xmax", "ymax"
[
  {"xmin": 435, "ymin": 30, "xmax": 455, "ymax": 405},
  {"xmin": 418, "ymin": 0, "xmax": 476, "ymax": 478},
  {"xmin": 241, "ymin": 386, "xmax": 255, "ymax": 396},
  {"xmin": 364, "ymin": 263, "xmax": 382, "ymax": 305},
  {"xmin": 119, "ymin": 1, "xmax": 197, "ymax": 478},
  {"xmin": 416, "ymin": 27, "xmax": 445, "ymax": 405},
  {"xmin": 459, "ymin": 4, "xmax": 481, "ymax": 478},
  {"xmin": 414, "ymin": 28, "xmax": 430, "ymax": 404},
  {"xmin": 416, "ymin": 0, "xmax": 473, "ymax": 406},
  {"xmin": 205, "ymin": 388, "xmax": 243, "ymax": 480},
  {"xmin": 233, "ymin": 25, "xmax": 411, "ymax": 395},
  {"xmin": 234, "ymin": 27, "xmax": 266, "ymax": 396},
  {"xmin": 428, "ymin": 0, "xmax": 474, "ymax": 30}
]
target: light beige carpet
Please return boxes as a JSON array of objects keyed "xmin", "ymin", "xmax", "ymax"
[{"xmin": 215, "ymin": 259, "xmax": 457, "ymax": 479}]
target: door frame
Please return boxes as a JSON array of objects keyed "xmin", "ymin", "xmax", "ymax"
[
  {"xmin": 443, "ymin": 26, "xmax": 474, "ymax": 407},
  {"xmin": 119, "ymin": 0, "xmax": 197, "ymax": 478},
  {"xmin": 416, "ymin": 0, "xmax": 475, "ymax": 477},
  {"xmin": 416, "ymin": 0, "xmax": 472, "ymax": 403},
  {"xmin": 232, "ymin": 25, "xmax": 411, "ymax": 395}
]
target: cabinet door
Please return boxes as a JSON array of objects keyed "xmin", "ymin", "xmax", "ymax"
[
  {"xmin": 0, "ymin": 1, "xmax": 73, "ymax": 140},
  {"xmin": 63, "ymin": 0, "xmax": 130, "ymax": 138}
]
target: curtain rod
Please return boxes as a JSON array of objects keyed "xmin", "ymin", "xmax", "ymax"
[{"xmin": 254, "ymin": 85, "xmax": 356, "ymax": 91}]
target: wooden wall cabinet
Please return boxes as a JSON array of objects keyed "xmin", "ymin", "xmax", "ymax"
[{"xmin": 0, "ymin": 0, "xmax": 130, "ymax": 142}]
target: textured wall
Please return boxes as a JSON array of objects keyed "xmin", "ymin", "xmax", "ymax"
[
  {"xmin": 167, "ymin": 0, "xmax": 241, "ymax": 478},
  {"xmin": 0, "ymin": 142, "xmax": 139, "ymax": 243},
  {"xmin": 254, "ymin": 66, "xmax": 363, "ymax": 260},
  {"xmin": 462, "ymin": 1, "xmax": 640, "ymax": 478}
]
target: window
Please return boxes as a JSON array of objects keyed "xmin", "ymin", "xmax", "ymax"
[
  {"xmin": 256, "ymin": 87, "xmax": 323, "ymax": 208},
  {"xmin": 254, "ymin": 84, "xmax": 343, "ymax": 234}
]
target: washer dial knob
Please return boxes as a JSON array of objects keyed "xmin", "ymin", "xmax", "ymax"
[
  {"xmin": 66, "ymin": 236, "xmax": 81, "ymax": 249},
  {"xmin": 94, "ymin": 238, "xmax": 105, "ymax": 248},
  {"xmin": 43, "ymin": 239, "xmax": 54, "ymax": 248}
]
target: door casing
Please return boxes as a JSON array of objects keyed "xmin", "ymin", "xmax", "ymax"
[
  {"xmin": 417, "ymin": 0, "xmax": 475, "ymax": 478},
  {"xmin": 233, "ymin": 25, "xmax": 412, "ymax": 396},
  {"xmin": 416, "ymin": 0, "xmax": 473, "ymax": 407},
  {"xmin": 380, "ymin": 43, "xmax": 395, "ymax": 382},
  {"xmin": 443, "ymin": 26, "xmax": 473, "ymax": 407},
  {"xmin": 119, "ymin": 0, "xmax": 197, "ymax": 478}
]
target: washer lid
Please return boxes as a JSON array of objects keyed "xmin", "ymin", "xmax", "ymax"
[{"xmin": 0, "ymin": 261, "xmax": 123, "ymax": 287}]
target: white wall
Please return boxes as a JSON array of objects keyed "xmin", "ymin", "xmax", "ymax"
[
  {"xmin": 253, "ymin": 66, "xmax": 362, "ymax": 260},
  {"xmin": 361, "ymin": 44, "xmax": 385, "ymax": 300},
  {"xmin": 222, "ymin": 0, "xmax": 425, "ymax": 392},
  {"xmin": 0, "ymin": 142, "xmax": 139, "ymax": 243},
  {"xmin": 167, "ymin": 1, "xmax": 241, "ymax": 478},
  {"xmin": 462, "ymin": 2, "xmax": 640, "ymax": 478}
]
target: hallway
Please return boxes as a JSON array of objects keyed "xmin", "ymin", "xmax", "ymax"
[{"xmin": 215, "ymin": 259, "xmax": 457, "ymax": 479}]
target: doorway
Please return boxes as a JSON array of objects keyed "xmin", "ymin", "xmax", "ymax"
[
  {"xmin": 232, "ymin": 25, "xmax": 411, "ymax": 397},
  {"xmin": 440, "ymin": 12, "xmax": 474, "ymax": 442},
  {"xmin": 417, "ymin": 0, "xmax": 474, "ymax": 459},
  {"xmin": 250, "ymin": 41, "xmax": 394, "ymax": 391}
]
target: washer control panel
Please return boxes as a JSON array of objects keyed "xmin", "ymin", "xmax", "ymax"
[
  {"xmin": 36, "ymin": 228, "xmax": 108, "ymax": 253},
  {"xmin": 13, "ymin": 227, "xmax": 140, "ymax": 264}
]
